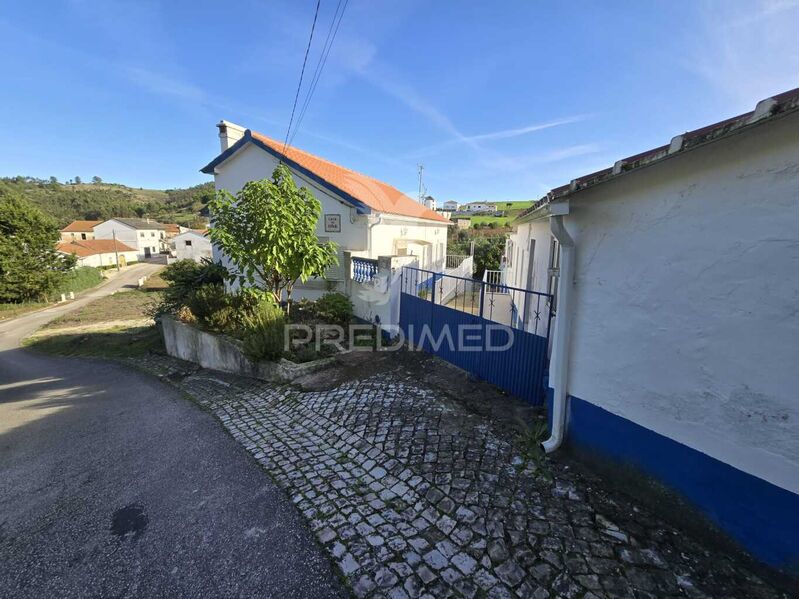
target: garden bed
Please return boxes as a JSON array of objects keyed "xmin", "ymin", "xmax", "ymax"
[{"xmin": 160, "ymin": 315, "xmax": 335, "ymax": 383}]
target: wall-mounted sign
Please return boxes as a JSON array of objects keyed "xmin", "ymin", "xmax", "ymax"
[{"xmin": 324, "ymin": 214, "xmax": 341, "ymax": 232}]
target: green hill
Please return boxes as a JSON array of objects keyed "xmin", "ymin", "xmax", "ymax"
[{"xmin": 0, "ymin": 176, "xmax": 214, "ymax": 228}]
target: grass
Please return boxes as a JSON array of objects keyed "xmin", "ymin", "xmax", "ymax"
[
  {"xmin": 42, "ymin": 289, "xmax": 161, "ymax": 330},
  {"xmin": 57, "ymin": 266, "xmax": 104, "ymax": 295},
  {"xmin": 141, "ymin": 270, "xmax": 168, "ymax": 291},
  {"xmin": 24, "ymin": 287, "xmax": 166, "ymax": 359},
  {"xmin": 0, "ymin": 302, "xmax": 48, "ymax": 321},
  {"xmin": 23, "ymin": 325, "xmax": 162, "ymax": 358}
]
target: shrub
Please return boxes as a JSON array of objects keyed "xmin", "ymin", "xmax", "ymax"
[
  {"xmin": 187, "ymin": 284, "xmax": 230, "ymax": 329},
  {"xmin": 157, "ymin": 259, "xmax": 228, "ymax": 315},
  {"xmin": 241, "ymin": 296, "xmax": 285, "ymax": 361},
  {"xmin": 315, "ymin": 292, "xmax": 353, "ymax": 325}
]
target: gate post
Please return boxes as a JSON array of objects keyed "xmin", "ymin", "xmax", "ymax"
[{"xmin": 478, "ymin": 279, "xmax": 485, "ymax": 318}]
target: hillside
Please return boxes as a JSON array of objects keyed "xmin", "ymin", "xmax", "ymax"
[
  {"xmin": 450, "ymin": 200, "xmax": 534, "ymax": 227},
  {"xmin": 0, "ymin": 176, "xmax": 214, "ymax": 228}
]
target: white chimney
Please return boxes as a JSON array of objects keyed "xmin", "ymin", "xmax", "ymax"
[{"xmin": 217, "ymin": 120, "xmax": 247, "ymax": 151}]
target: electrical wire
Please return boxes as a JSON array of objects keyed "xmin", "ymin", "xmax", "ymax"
[
  {"xmin": 282, "ymin": 0, "xmax": 322, "ymax": 156},
  {"xmin": 289, "ymin": 0, "xmax": 350, "ymax": 148}
]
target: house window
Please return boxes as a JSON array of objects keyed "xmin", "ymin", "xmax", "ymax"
[
  {"xmin": 151, "ymin": 232, "xmax": 155, "ymax": 237},
  {"xmin": 81, "ymin": 233, "xmax": 87, "ymax": 240},
  {"xmin": 185, "ymin": 240, "xmax": 192, "ymax": 247},
  {"xmin": 140, "ymin": 232, "xmax": 145, "ymax": 238}
]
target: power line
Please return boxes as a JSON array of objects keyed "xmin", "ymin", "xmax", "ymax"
[
  {"xmin": 282, "ymin": 0, "xmax": 322, "ymax": 155},
  {"xmin": 289, "ymin": 0, "xmax": 349, "ymax": 148}
]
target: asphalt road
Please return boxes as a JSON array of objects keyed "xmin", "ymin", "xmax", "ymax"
[{"xmin": 0, "ymin": 265, "xmax": 344, "ymax": 598}]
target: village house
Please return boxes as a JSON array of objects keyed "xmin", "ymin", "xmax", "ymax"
[
  {"xmin": 442, "ymin": 199, "xmax": 459, "ymax": 211},
  {"xmin": 172, "ymin": 229, "xmax": 212, "ymax": 263},
  {"xmin": 460, "ymin": 202, "xmax": 497, "ymax": 213},
  {"xmin": 201, "ymin": 121, "xmax": 451, "ymax": 300},
  {"xmin": 59, "ymin": 220, "xmax": 103, "ymax": 242},
  {"xmin": 505, "ymin": 87, "xmax": 799, "ymax": 572},
  {"xmin": 93, "ymin": 218, "xmax": 167, "ymax": 260},
  {"xmin": 57, "ymin": 239, "xmax": 138, "ymax": 268}
]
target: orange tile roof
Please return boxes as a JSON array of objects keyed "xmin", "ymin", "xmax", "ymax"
[
  {"xmin": 57, "ymin": 239, "xmax": 136, "ymax": 257},
  {"xmin": 61, "ymin": 220, "xmax": 103, "ymax": 232},
  {"xmin": 163, "ymin": 223, "xmax": 181, "ymax": 234},
  {"xmin": 203, "ymin": 130, "xmax": 450, "ymax": 224}
]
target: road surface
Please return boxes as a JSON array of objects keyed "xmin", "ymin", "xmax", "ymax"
[{"xmin": 0, "ymin": 264, "xmax": 344, "ymax": 598}]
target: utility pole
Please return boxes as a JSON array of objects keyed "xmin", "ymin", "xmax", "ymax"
[
  {"xmin": 417, "ymin": 164, "xmax": 425, "ymax": 203},
  {"xmin": 113, "ymin": 229, "xmax": 120, "ymax": 272}
]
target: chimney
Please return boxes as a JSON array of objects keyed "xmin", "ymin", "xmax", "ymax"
[{"xmin": 217, "ymin": 120, "xmax": 247, "ymax": 151}]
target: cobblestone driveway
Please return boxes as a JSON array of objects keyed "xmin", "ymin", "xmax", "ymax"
[{"xmin": 136, "ymin": 354, "xmax": 783, "ymax": 598}]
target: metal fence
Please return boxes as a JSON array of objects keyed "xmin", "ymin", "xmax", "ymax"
[{"xmin": 399, "ymin": 266, "xmax": 554, "ymax": 405}]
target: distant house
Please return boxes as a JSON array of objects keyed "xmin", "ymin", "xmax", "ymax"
[
  {"xmin": 162, "ymin": 223, "xmax": 184, "ymax": 239},
  {"xmin": 57, "ymin": 239, "xmax": 138, "ymax": 268},
  {"xmin": 173, "ymin": 229, "xmax": 212, "ymax": 263},
  {"xmin": 506, "ymin": 87, "xmax": 799, "ymax": 571},
  {"xmin": 93, "ymin": 218, "xmax": 168, "ymax": 259},
  {"xmin": 462, "ymin": 202, "xmax": 497, "ymax": 213},
  {"xmin": 201, "ymin": 121, "xmax": 451, "ymax": 299},
  {"xmin": 60, "ymin": 220, "xmax": 103, "ymax": 242},
  {"xmin": 442, "ymin": 200, "xmax": 459, "ymax": 211}
]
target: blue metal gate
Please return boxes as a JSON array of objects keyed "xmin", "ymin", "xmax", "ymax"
[{"xmin": 399, "ymin": 267, "xmax": 554, "ymax": 405}]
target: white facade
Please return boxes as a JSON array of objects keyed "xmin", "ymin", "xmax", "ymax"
[
  {"xmin": 173, "ymin": 230, "xmax": 212, "ymax": 263},
  {"xmin": 442, "ymin": 200, "xmax": 459, "ymax": 211},
  {"xmin": 209, "ymin": 143, "xmax": 449, "ymax": 296},
  {"xmin": 507, "ymin": 112, "xmax": 799, "ymax": 496},
  {"xmin": 69, "ymin": 249, "xmax": 138, "ymax": 268},
  {"xmin": 94, "ymin": 220, "xmax": 166, "ymax": 259},
  {"xmin": 461, "ymin": 203, "xmax": 496, "ymax": 213}
]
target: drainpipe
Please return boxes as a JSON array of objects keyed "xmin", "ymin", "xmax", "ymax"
[{"xmin": 542, "ymin": 214, "xmax": 575, "ymax": 453}]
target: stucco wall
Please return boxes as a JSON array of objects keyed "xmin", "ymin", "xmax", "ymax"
[
  {"xmin": 94, "ymin": 220, "xmax": 162, "ymax": 258},
  {"xmin": 557, "ymin": 113, "xmax": 799, "ymax": 495},
  {"xmin": 174, "ymin": 232, "xmax": 212, "ymax": 263}
]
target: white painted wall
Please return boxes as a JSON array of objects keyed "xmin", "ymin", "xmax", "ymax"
[
  {"xmin": 209, "ymin": 142, "xmax": 448, "ymax": 298},
  {"xmin": 66, "ymin": 250, "xmax": 138, "ymax": 268},
  {"xmin": 174, "ymin": 231, "xmax": 212, "ymax": 263},
  {"xmin": 93, "ymin": 220, "xmax": 164, "ymax": 259},
  {"xmin": 528, "ymin": 114, "xmax": 799, "ymax": 494}
]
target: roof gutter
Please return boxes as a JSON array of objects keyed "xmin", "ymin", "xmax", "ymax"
[{"xmin": 542, "ymin": 212, "xmax": 575, "ymax": 454}]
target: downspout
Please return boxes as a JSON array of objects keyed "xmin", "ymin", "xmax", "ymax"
[{"xmin": 542, "ymin": 214, "xmax": 576, "ymax": 453}]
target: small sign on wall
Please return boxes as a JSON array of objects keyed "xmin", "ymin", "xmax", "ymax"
[{"xmin": 324, "ymin": 214, "xmax": 341, "ymax": 232}]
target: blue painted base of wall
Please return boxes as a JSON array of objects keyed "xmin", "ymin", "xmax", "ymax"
[{"xmin": 557, "ymin": 393, "xmax": 799, "ymax": 575}]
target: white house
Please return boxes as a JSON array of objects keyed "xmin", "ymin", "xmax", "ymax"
[
  {"xmin": 173, "ymin": 229, "xmax": 212, "ymax": 263},
  {"xmin": 57, "ymin": 239, "xmax": 138, "ymax": 268},
  {"xmin": 506, "ymin": 87, "xmax": 799, "ymax": 572},
  {"xmin": 60, "ymin": 220, "xmax": 103, "ymax": 242},
  {"xmin": 93, "ymin": 218, "xmax": 168, "ymax": 260},
  {"xmin": 442, "ymin": 200, "xmax": 459, "ymax": 211},
  {"xmin": 200, "ymin": 121, "xmax": 451, "ymax": 300},
  {"xmin": 461, "ymin": 202, "xmax": 497, "ymax": 213}
]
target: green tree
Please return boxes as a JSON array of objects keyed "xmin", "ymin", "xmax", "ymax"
[
  {"xmin": 209, "ymin": 164, "xmax": 337, "ymax": 309},
  {"xmin": 92, "ymin": 176, "xmax": 102, "ymax": 184},
  {"xmin": 0, "ymin": 190, "xmax": 75, "ymax": 302},
  {"xmin": 74, "ymin": 176, "xmax": 82, "ymax": 185}
]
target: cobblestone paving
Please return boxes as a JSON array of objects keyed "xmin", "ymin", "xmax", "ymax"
[{"xmin": 134, "ymin": 355, "xmax": 784, "ymax": 598}]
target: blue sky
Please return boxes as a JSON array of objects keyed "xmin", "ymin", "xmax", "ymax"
[{"xmin": 1, "ymin": 1, "xmax": 798, "ymax": 201}]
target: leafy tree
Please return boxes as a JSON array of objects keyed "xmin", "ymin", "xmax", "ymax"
[
  {"xmin": 74, "ymin": 176, "xmax": 82, "ymax": 185},
  {"xmin": 92, "ymin": 176, "xmax": 102, "ymax": 184},
  {"xmin": 134, "ymin": 206, "xmax": 146, "ymax": 217},
  {"xmin": 209, "ymin": 164, "xmax": 337, "ymax": 310},
  {"xmin": 0, "ymin": 190, "xmax": 75, "ymax": 302},
  {"xmin": 49, "ymin": 176, "xmax": 58, "ymax": 185}
]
